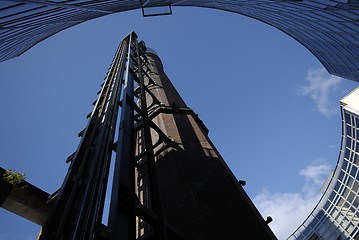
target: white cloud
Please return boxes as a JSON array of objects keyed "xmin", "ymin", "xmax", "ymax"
[
  {"xmin": 254, "ymin": 190, "xmax": 320, "ymax": 239},
  {"xmin": 299, "ymin": 163, "xmax": 332, "ymax": 195},
  {"xmin": 299, "ymin": 67, "xmax": 342, "ymax": 117},
  {"xmin": 253, "ymin": 162, "xmax": 332, "ymax": 239}
]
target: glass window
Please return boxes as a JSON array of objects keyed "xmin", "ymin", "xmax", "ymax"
[
  {"xmin": 339, "ymin": 170, "xmax": 345, "ymax": 181},
  {"xmin": 343, "ymin": 172, "xmax": 349, "ymax": 185},
  {"xmin": 347, "ymin": 125, "xmax": 353, "ymax": 136},
  {"xmin": 337, "ymin": 9, "xmax": 359, "ymax": 20},
  {"xmin": 343, "ymin": 22, "xmax": 359, "ymax": 33},
  {"xmin": 295, "ymin": 234, "xmax": 305, "ymax": 240},
  {"xmin": 342, "ymin": 32, "xmax": 359, "ymax": 46},
  {"xmin": 350, "ymin": 206, "xmax": 356, "ymax": 214},
  {"xmin": 352, "ymin": 196, "xmax": 359, "ymax": 207},
  {"xmin": 302, "ymin": 226, "xmax": 312, "ymax": 237},
  {"xmin": 310, "ymin": 218, "xmax": 318, "ymax": 228},
  {"xmin": 308, "ymin": 232, "xmax": 319, "ymax": 240},
  {"xmin": 352, "ymin": 181, "xmax": 359, "ymax": 192},
  {"xmin": 345, "ymin": 113, "xmax": 352, "ymax": 124},
  {"xmin": 329, "ymin": 192, "xmax": 336, "ymax": 201},
  {"xmin": 347, "ymin": 176, "xmax": 354, "ymax": 189},
  {"xmin": 0, "ymin": 2, "xmax": 19, "ymax": 9},
  {"xmin": 335, "ymin": 181, "xmax": 341, "ymax": 192},
  {"xmin": 345, "ymin": 150, "xmax": 350, "ymax": 160},
  {"xmin": 324, "ymin": 201, "xmax": 331, "ymax": 210},
  {"xmin": 304, "ymin": 1, "xmax": 327, "ymax": 9},
  {"xmin": 341, "ymin": 217, "xmax": 350, "ymax": 230},
  {"xmin": 347, "ymin": 137, "xmax": 352, "ymax": 148},
  {"xmin": 342, "ymin": 188, "xmax": 350, "ymax": 199},
  {"xmin": 351, "ymin": 166, "xmax": 358, "ymax": 177},
  {"xmin": 342, "ymin": 201, "xmax": 350, "ymax": 210},
  {"xmin": 348, "ymin": 192, "xmax": 355, "ymax": 203},
  {"xmin": 1, "ymin": 5, "xmax": 45, "ymax": 24},
  {"xmin": 350, "ymin": 227, "xmax": 358, "ymax": 237},
  {"xmin": 343, "ymin": 159, "xmax": 349, "ymax": 171},
  {"xmin": 317, "ymin": 210, "xmax": 325, "ymax": 220}
]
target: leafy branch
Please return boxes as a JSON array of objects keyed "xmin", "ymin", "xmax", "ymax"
[{"xmin": 3, "ymin": 169, "xmax": 27, "ymax": 188}]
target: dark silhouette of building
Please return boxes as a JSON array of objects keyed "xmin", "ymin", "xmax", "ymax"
[
  {"xmin": 1, "ymin": 1, "xmax": 359, "ymax": 81},
  {"xmin": 0, "ymin": 32, "xmax": 277, "ymax": 239},
  {"xmin": 135, "ymin": 48, "xmax": 276, "ymax": 239}
]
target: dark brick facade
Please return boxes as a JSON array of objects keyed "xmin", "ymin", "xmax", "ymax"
[{"xmin": 135, "ymin": 52, "xmax": 277, "ymax": 240}]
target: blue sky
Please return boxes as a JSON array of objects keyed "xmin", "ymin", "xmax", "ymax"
[{"xmin": 0, "ymin": 7, "xmax": 358, "ymax": 239}]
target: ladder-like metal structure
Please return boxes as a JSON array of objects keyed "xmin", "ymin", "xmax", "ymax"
[
  {"xmin": 0, "ymin": 31, "xmax": 277, "ymax": 240},
  {"xmin": 39, "ymin": 32, "xmax": 180, "ymax": 240}
]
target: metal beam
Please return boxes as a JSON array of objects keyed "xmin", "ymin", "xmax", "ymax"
[
  {"xmin": 0, "ymin": 167, "xmax": 49, "ymax": 225},
  {"xmin": 135, "ymin": 37, "xmax": 168, "ymax": 240},
  {"xmin": 107, "ymin": 32, "xmax": 136, "ymax": 240}
]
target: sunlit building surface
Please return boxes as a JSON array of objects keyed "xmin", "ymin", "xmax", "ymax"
[
  {"xmin": 1, "ymin": 1, "xmax": 359, "ymax": 81},
  {"xmin": 288, "ymin": 87, "xmax": 359, "ymax": 240}
]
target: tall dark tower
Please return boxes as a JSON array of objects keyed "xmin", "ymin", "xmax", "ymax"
[
  {"xmin": 0, "ymin": 32, "xmax": 276, "ymax": 240},
  {"xmin": 136, "ymin": 50, "xmax": 276, "ymax": 239}
]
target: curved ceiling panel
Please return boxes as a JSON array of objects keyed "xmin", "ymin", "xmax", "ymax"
[{"xmin": 0, "ymin": 1, "xmax": 359, "ymax": 81}]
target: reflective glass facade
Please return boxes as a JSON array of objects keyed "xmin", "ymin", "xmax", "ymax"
[
  {"xmin": 1, "ymin": 1, "xmax": 359, "ymax": 81},
  {"xmin": 288, "ymin": 87, "xmax": 359, "ymax": 240}
]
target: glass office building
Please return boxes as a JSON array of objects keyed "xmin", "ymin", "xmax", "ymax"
[
  {"xmin": 288, "ymin": 87, "xmax": 359, "ymax": 240},
  {"xmin": 1, "ymin": 1, "xmax": 359, "ymax": 81}
]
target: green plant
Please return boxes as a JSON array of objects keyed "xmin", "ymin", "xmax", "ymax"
[{"xmin": 3, "ymin": 169, "xmax": 26, "ymax": 185}]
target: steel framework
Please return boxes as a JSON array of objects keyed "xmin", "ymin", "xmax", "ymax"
[
  {"xmin": 1, "ymin": 31, "xmax": 276, "ymax": 240},
  {"xmin": 36, "ymin": 32, "xmax": 178, "ymax": 240}
]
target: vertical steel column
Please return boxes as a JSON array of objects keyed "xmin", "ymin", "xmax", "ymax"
[
  {"xmin": 107, "ymin": 32, "xmax": 136, "ymax": 240},
  {"xmin": 40, "ymin": 32, "xmax": 175, "ymax": 240},
  {"xmin": 135, "ymin": 41, "xmax": 168, "ymax": 240},
  {"xmin": 39, "ymin": 33, "xmax": 128, "ymax": 240}
]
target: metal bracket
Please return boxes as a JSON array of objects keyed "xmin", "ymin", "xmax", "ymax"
[{"xmin": 139, "ymin": 0, "xmax": 172, "ymax": 17}]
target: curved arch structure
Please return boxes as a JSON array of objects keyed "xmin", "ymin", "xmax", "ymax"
[
  {"xmin": 288, "ymin": 87, "xmax": 359, "ymax": 240},
  {"xmin": 1, "ymin": 1, "xmax": 359, "ymax": 81}
]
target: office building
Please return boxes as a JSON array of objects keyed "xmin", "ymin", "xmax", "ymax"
[{"xmin": 288, "ymin": 87, "xmax": 359, "ymax": 240}]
